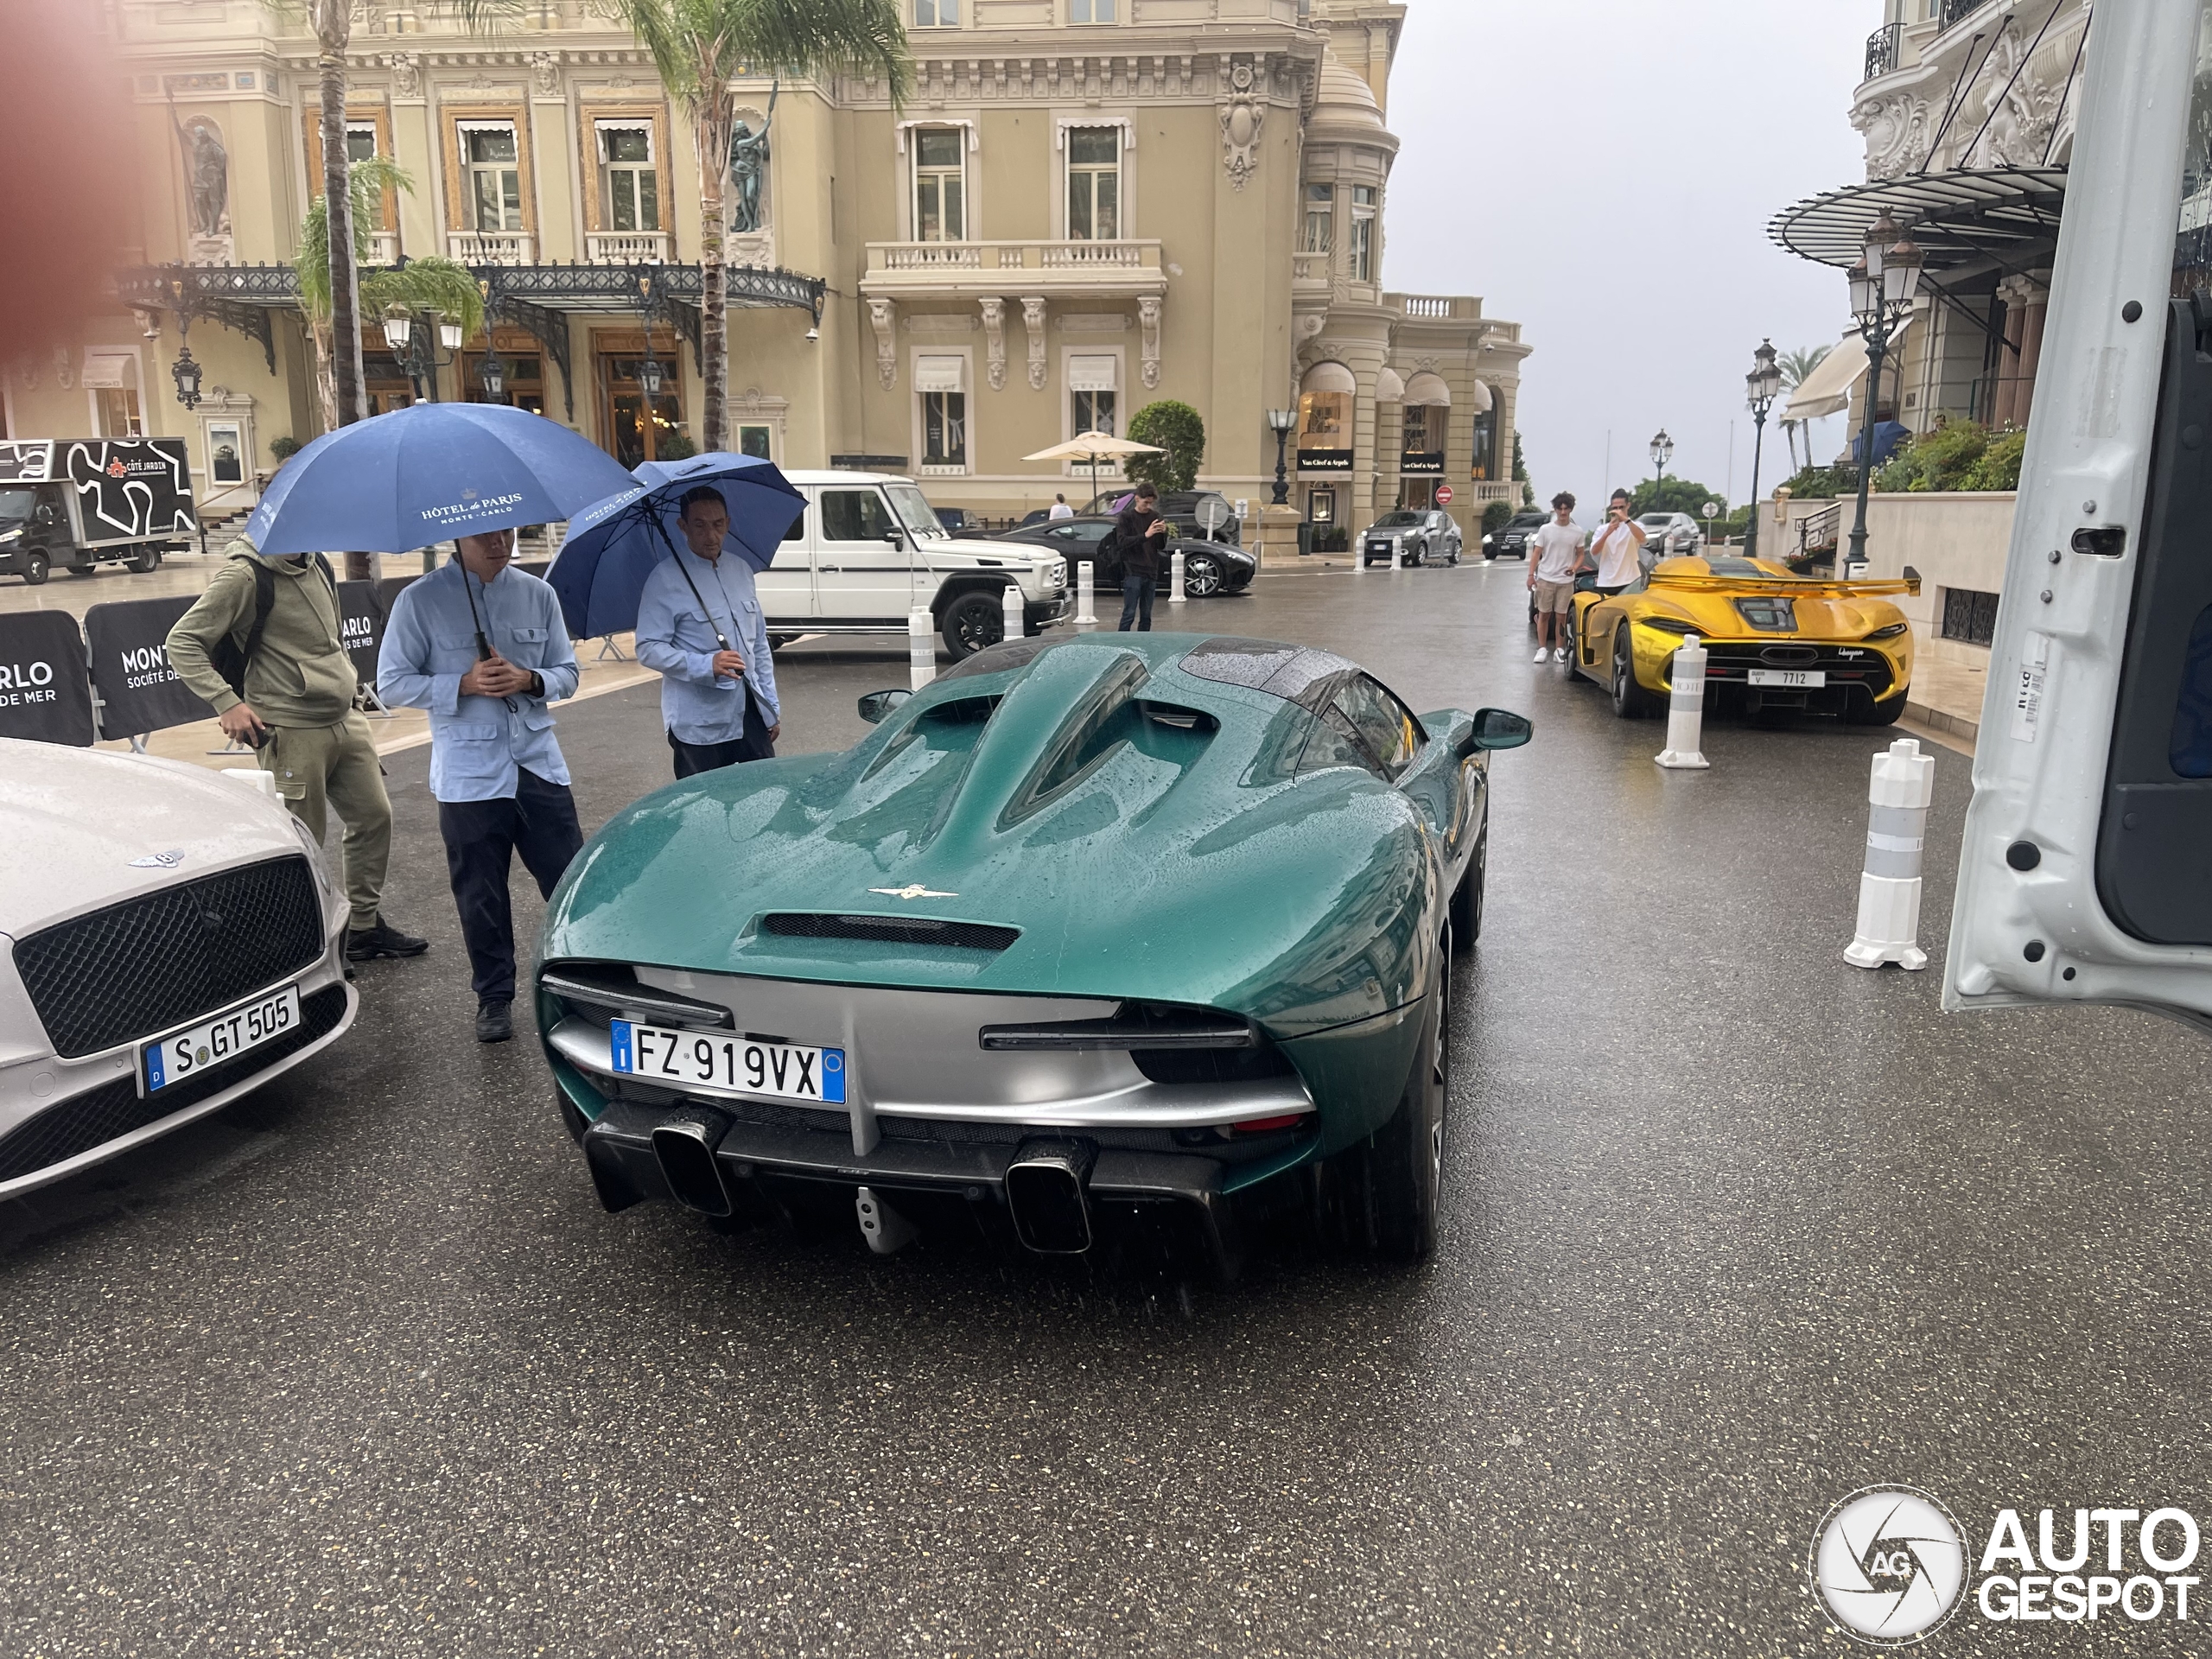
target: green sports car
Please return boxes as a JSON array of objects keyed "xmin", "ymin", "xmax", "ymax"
[{"xmin": 534, "ymin": 632, "xmax": 1529, "ymax": 1270}]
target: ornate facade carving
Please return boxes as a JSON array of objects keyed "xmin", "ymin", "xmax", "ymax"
[
  {"xmin": 1217, "ymin": 59, "xmax": 1264, "ymax": 190},
  {"xmin": 868, "ymin": 298, "xmax": 897, "ymax": 391},
  {"xmin": 980, "ymin": 297, "xmax": 1007, "ymax": 391},
  {"xmin": 1021, "ymin": 296, "xmax": 1047, "ymax": 391},
  {"xmin": 1851, "ymin": 92, "xmax": 1930, "ymax": 181},
  {"xmin": 1137, "ymin": 296, "xmax": 1161, "ymax": 390},
  {"xmin": 531, "ymin": 51, "xmax": 560, "ymax": 96}
]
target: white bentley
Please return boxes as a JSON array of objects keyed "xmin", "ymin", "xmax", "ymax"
[{"xmin": 0, "ymin": 739, "xmax": 356, "ymax": 1195}]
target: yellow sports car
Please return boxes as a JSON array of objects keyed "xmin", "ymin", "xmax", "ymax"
[{"xmin": 1569, "ymin": 556, "xmax": 1920, "ymax": 724}]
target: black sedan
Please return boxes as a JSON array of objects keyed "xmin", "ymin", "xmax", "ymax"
[
  {"xmin": 1483, "ymin": 510, "xmax": 1551, "ymax": 562},
  {"xmin": 993, "ymin": 515, "xmax": 1255, "ymax": 596}
]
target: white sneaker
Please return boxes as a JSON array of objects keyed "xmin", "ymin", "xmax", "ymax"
[
  {"xmin": 1554, "ymin": 647, "xmax": 1570, "ymax": 663},
  {"xmin": 1533, "ymin": 646, "xmax": 1549, "ymax": 664}
]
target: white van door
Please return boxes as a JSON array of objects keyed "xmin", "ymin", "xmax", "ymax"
[
  {"xmin": 814, "ymin": 483, "xmax": 913, "ymax": 622},
  {"xmin": 753, "ymin": 491, "xmax": 816, "ymax": 623},
  {"xmin": 1947, "ymin": 0, "xmax": 2212, "ymax": 1026}
]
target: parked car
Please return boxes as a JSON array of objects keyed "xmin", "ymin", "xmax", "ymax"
[
  {"xmin": 758, "ymin": 471, "xmax": 1071, "ymax": 658},
  {"xmin": 934, "ymin": 505, "xmax": 975, "ymax": 533},
  {"xmin": 1359, "ymin": 509, "xmax": 1462, "ymax": 568},
  {"xmin": 1482, "ymin": 509, "xmax": 1549, "ymax": 562},
  {"xmin": 534, "ymin": 632, "xmax": 1531, "ymax": 1268},
  {"xmin": 1636, "ymin": 512, "xmax": 1704, "ymax": 563},
  {"xmin": 993, "ymin": 514, "xmax": 1255, "ymax": 597},
  {"xmin": 0, "ymin": 741, "xmax": 358, "ymax": 1198},
  {"xmin": 1080, "ymin": 488, "xmax": 1243, "ymax": 547},
  {"xmin": 0, "ymin": 438, "xmax": 199, "ymax": 585}
]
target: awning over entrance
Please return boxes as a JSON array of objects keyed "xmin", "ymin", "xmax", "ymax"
[
  {"xmin": 1779, "ymin": 317, "xmax": 1916, "ymax": 423},
  {"xmin": 1768, "ymin": 166, "xmax": 2067, "ymax": 274}
]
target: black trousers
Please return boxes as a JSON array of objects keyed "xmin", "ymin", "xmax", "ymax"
[
  {"xmin": 1118, "ymin": 575, "xmax": 1158, "ymax": 632},
  {"xmin": 437, "ymin": 766, "xmax": 584, "ymax": 1003},
  {"xmin": 669, "ymin": 699, "xmax": 777, "ymax": 779}
]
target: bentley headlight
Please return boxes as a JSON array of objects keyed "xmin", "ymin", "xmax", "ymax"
[
  {"xmin": 1639, "ymin": 615, "xmax": 1700, "ymax": 636},
  {"xmin": 1866, "ymin": 621, "xmax": 1910, "ymax": 640}
]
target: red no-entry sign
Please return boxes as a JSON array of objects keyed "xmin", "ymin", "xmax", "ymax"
[{"xmin": 1434, "ymin": 484, "xmax": 1454, "ymax": 505}]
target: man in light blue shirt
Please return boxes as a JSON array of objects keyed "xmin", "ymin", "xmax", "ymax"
[
  {"xmin": 378, "ymin": 528, "xmax": 583, "ymax": 1043},
  {"xmin": 634, "ymin": 484, "xmax": 782, "ymax": 779}
]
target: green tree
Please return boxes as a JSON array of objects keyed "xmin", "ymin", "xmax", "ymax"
[
  {"xmin": 614, "ymin": 0, "xmax": 911, "ymax": 450},
  {"xmin": 1481, "ymin": 500, "xmax": 1514, "ymax": 536},
  {"xmin": 1629, "ymin": 476, "xmax": 1725, "ymax": 518},
  {"xmin": 1125, "ymin": 400, "xmax": 1205, "ymax": 493}
]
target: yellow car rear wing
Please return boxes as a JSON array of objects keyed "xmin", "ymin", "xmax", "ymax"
[{"xmin": 1646, "ymin": 564, "xmax": 1923, "ymax": 599}]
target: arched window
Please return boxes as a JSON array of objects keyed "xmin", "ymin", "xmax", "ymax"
[
  {"xmin": 1467, "ymin": 379, "xmax": 1498, "ymax": 481},
  {"xmin": 1297, "ymin": 361, "xmax": 1357, "ymax": 474}
]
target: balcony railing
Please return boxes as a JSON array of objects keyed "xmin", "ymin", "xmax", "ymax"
[
  {"xmin": 585, "ymin": 231, "xmax": 671, "ymax": 264},
  {"xmin": 1391, "ymin": 294, "xmax": 1480, "ymax": 321},
  {"xmin": 1293, "ymin": 251, "xmax": 1330, "ymax": 284},
  {"xmin": 448, "ymin": 231, "xmax": 534, "ymax": 266},
  {"xmin": 1940, "ymin": 0, "xmax": 1990, "ymax": 29},
  {"xmin": 365, "ymin": 231, "xmax": 400, "ymax": 266},
  {"xmin": 861, "ymin": 238, "xmax": 1166, "ymax": 295},
  {"xmin": 1866, "ymin": 21, "xmax": 1904, "ymax": 79}
]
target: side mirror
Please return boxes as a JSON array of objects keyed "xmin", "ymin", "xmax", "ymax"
[
  {"xmin": 1464, "ymin": 707, "xmax": 1533, "ymax": 753},
  {"xmin": 883, "ymin": 528, "xmax": 906, "ymax": 549},
  {"xmin": 857, "ymin": 688, "xmax": 913, "ymax": 725}
]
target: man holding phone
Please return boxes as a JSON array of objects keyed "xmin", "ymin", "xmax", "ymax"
[
  {"xmin": 168, "ymin": 539, "xmax": 424, "ymax": 964},
  {"xmin": 1590, "ymin": 490, "xmax": 1648, "ymax": 598},
  {"xmin": 1114, "ymin": 480, "xmax": 1172, "ymax": 632}
]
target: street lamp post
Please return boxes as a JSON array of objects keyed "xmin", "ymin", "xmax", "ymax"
[
  {"xmin": 382, "ymin": 312, "xmax": 465, "ymax": 403},
  {"xmin": 1844, "ymin": 212, "xmax": 1924, "ymax": 575},
  {"xmin": 1649, "ymin": 428, "xmax": 1673, "ymax": 499},
  {"xmin": 1744, "ymin": 339, "xmax": 1783, "ymax": 559},
  {"xmin": 1267, "ymin": 407, "xmax": 1296, "ymax": 506}
]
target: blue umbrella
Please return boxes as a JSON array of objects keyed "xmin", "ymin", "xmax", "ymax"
[
  {"xmin": 547, "ymin": 452, "xmax": 805, "ymax": 641},
  {"xmin": 242, "ymin": 403, "xmax": 639, "ymax": 556}
]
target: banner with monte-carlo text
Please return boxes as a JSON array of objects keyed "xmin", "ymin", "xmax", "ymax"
[
  {"xmin": 0, "ymin": 611, "xmax": 98, "ymax": 746},
  {"xmin": 337, "ymin": 580, "xmax": 385, "ymax": 689},
  {"xmin": 83, "ymin": 596, "xmax": 213, "ymax": 740}
]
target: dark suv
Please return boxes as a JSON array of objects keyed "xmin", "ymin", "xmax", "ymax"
[
  {"xmin": 1483, "ymin": 509, "xmax": 1550, "ymax": 562},
  {"xmin": 1080, "ymin": 488, "xmax": 1243, "ymax": 547}
]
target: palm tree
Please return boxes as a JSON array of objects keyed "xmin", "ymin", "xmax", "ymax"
[
  {"xmin": 613, "ymin": 0, "xmax": 911, "ymax": 450},
  {"xmin": 1777, "ymin": 344, "xmax": 1831, "ymax": 474}
]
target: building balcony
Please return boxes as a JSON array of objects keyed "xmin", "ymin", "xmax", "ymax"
[
  {"xmin": 1293, "ymin": 251, "xmax": 1331, "ymax": 291},
  {"xmin": 1390, "ymin": 293, "xmax": 1483, "ymax": 321},
  {"xmin": 365, "ymin": 231, "xmax": 400, "ymax": 266},
  {"xmin": 585, "ymin": 231, "xmax": 672, "ymax": 264},
  {"xmin": 1940, "ymin": 0, "xmax": 1991, "ymax": 27},
  {"xmin": 860, "ymin": 238, "xmax": 1167, "ymax": 299},
  {"xmin": 448, "ymin": 231, "xmax": 534, "ymax": 266},
  {"xmin": 1866, "ymin": 21, "xmax": 1904, "ymax": 79}
]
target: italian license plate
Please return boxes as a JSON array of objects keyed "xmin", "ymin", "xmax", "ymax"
[
  {"xmin": 1749, "ymin": 668, "xmax": 1826, "ymax": 688},
  {"xmin": 142, "ymin": 983, "xmax": 302, "ymax": 1094},
  {"xmin": 610, "ymin": 1020, "xmax": 846, "ymax": 1105}
]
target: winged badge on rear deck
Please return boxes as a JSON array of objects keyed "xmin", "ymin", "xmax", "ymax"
[{"xmin": 869, "ymin": 885, "xmax": 958, "ymax": 899}]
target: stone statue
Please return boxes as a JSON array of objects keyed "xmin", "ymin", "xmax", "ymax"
[
  {"xmin": 170, "ymin": 108, "xmax": 229, "ymax": 239},
  {"xmin": 728, "ymin": 82, "xmax": 777, "ymax": 235}
]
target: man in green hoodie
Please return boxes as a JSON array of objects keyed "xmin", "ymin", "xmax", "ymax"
[{"xmin": 167, "ymin": 543, "xmax": 428, "ymax": 963}]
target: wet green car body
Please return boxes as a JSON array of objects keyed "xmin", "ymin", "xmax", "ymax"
[{"xmin": 537, "ymin": 632, "xmax": 1525, "ymax": 1268}]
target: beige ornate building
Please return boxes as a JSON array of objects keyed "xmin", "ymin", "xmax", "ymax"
[{"xmin": 7, "ymin": 0, "xmax": 1527, "ymax": 544}]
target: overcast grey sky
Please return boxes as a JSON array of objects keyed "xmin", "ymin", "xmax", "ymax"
[{"xmin": 1384, "ymin": 0, "xmax": 1871, "ymax": 515}]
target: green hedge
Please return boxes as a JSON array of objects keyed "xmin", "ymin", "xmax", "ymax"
[{"xmin": 1873, "ymin": 419, "xmax": 2023, "ymax": 493}]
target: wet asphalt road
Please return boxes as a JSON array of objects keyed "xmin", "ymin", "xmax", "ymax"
[{"xmin": 6, "ymin": 561, "xmax": 2212, "ymax": 1657}]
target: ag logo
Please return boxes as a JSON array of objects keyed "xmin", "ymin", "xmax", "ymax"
[{"xmin": 1810, "ymin": 1485, "xmax": 1967, "ymax": 1646}]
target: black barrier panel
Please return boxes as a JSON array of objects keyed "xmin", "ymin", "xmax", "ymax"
[
  {"xmin": 337, "ymin": 579, "xmax": 383, "ymax": 685},
  {"xmin": 84, "ymin": 596, "xmax": 214, "ymax": 739},
  {"xmin": 373, "ymin": 575, "xmax": 420, "ymax": 625},
  {"xmin": 0, "ymin": 611, "xmax": 97, "ymax": 746}
]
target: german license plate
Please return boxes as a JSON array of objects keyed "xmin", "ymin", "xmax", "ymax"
[
  {"xmin": 142, "ymin": 983, "xmax": 302, "ymax": 1094},
  {"xmin": 610, "ymin": 1020, "xmax": 846, "ymax": 1105},
  {"xmin": 1749, "ymin": 668, "xmax": 1826, "ymax": 688}
]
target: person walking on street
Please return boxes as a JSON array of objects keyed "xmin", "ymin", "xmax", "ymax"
[
  {"xmin": 1590, "ymin": 490, "xmax": 1648, "ymax": 598},
  {"xmin": 377, "ymin": 529, "xmax": 582, "ymax": 1043},
  {"xmin": 634, "ymin": 486, "xmax": 782, "ymax": 779},
  {"xmin": 1115, "ymin": 481, "xmax": 1171, "ymax": 632},
  {"xmin": 167, "ymin": 540, "xmax": 427, "ymax": 963},
  {"xmin": 1046, "ymin": 493, "xmax": 1074, "ymax": 521},
  {"xmin": 1526, "ymin": 492, "xmax": 1587, "ymax": 664}
]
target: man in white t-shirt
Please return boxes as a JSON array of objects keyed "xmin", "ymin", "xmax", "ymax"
[
  {"xmin": 1047, "ymin": 493, "xmax": 1074, "ymax": 520},
  {"xmin": 1526, "ymin": 492, "xmax": 1588, "ymax": 664},
  {"xmin": 1588, "ymin": 491, "xmax": 1648, "ymax": 596}
]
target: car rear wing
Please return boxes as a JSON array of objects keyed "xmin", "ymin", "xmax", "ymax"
[{"xmin": 1646, "ymin": 565, "xmax": 1923, "ymax": 599}]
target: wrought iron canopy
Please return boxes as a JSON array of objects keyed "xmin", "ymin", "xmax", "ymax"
[{"xmin": 1768, "ymin": 167, "xmax": 2068, "ymax": 276}]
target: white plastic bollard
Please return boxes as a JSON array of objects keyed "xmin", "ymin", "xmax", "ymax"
[
  {"xmin": 1846, "ymin": 737, "xmax": 1936, "ymax": 970},
  {"xmin": 1001, "ymin": 580, "xmax": 1024, "ymax": 645},
  {"xmin": 1352, "ymin": 540, "xmax": 1365, "ymax": 575},
  {"xmin": 1075, "ymin": 561, "xmax": 1096, "ymax": 627},
  {"xmin": 1654, "ymin": 634, "xmax": 1711, "ymax": 770},
  {"xmin": 1169, "ymin": 549, "xmax": 1186, "ymax": 604},
  {"xmin": 908, "ymin": 606, "xmax": 937, "ymax": 690}
]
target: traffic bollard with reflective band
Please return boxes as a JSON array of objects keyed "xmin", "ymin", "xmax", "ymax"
[
  {"xmin": 1075, "ymin": 561, "xmax": 1096, "ymax": 627},
  {"xmin": 908, "ymin": 607, "xmax": 937, "ymax": 690},
  {"xmin": 1001, "ymin": 581, "xmax": 1024, "ymax": 644},
  {"xmin": 1846, "ymin": 737, "xmax": 1936, "ymax": 970},
  {"xmin": 1169, "ymin": 550, "xmax": 1186, "ymax": 604},
  {"xmin": 1654, "ymin": 634, "xmax": 1711, "ymax": 770}
]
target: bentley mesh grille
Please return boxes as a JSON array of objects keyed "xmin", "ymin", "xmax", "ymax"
[
  {"xmin": 760, "ymin": 913, "xmax": 1020, "ymax": 952},
  {"xmin": 12, "ymin": 855, "xmax": 325, "ymax": 1057},
  {"xmin": 0, "ymin": 984, "xmax": 347, "ymax": 1184}
]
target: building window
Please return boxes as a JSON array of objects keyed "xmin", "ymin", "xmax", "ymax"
[
  {"xmin": 599, "ymin": 124, "xmax": 659, "ymax": 233},
  {"xmin": 96, "ymin": 389, "xmax": 143, "ymax": 439},
  {"xmin": 1350, "ymin": 185, "xmax": 1377, "ymax": 282},
  {"xmin": 1069, "ymin": 353, "xmax": 1118, "ymax": 437},
  {"xmin": 1303, "ymin": 183, "xmax": 1334, "ymax": 254},
  {"xmin": 1469, "ymin": 406, "xmax": 1497, "ymax": 480},
  {"xmin": 1942, "ymin": 588, "xmax": 1999, "ymax": 646},
  {"xmin": 913, "ymin": 129, "xmax": 965, "ymax": 241},
  {"xmin": 923, "ymin": 392, "xmax": 967, "ymax": 467},
  {"xmin": 913, "ymin": 0, "xmax": 958, "ymax": 22},
  {"xmin": 1070, "ymin": 0, "xmax": 1117, "ymax": 19},
  {"xmin": 1073, "ymin": 388, "xmax": 1115, "ymax": 435},
  {"xmin": 1067, "ymin": 128, "xmax": 1121, "ymax": 240},
  {"xmin": 464, "ymin": 125, "xmax": 523, "ymax": 232}
]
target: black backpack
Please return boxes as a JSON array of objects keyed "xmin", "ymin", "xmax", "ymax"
[{"xmin": 208, "ymin": 551, "xmax": 334, "ymax": 701}]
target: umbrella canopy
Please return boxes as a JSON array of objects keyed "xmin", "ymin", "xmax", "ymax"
[
  {"xmin": 241, "ymin": 402, "xmax": 639, "ymax": 556},
  {"xmin": 1022, "ymin": 429, "xmax": 1164, "ymax": 505},
  {"xmin": 547, "ymin": 452, "xmax": 806, "ymax": 640}
]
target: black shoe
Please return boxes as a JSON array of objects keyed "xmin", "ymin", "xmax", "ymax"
[
  {"xmin": 346, "ymin": 914, "xmax": 429, "ymax": 962},
  {"xmin": 475, "ymin": 999, "xmax": 513, "ymax": 1044}
]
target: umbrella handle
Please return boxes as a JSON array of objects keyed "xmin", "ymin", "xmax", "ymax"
[{"xmin": 648, "ymin": 506, "xmax": 734, "ymax": 652}]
